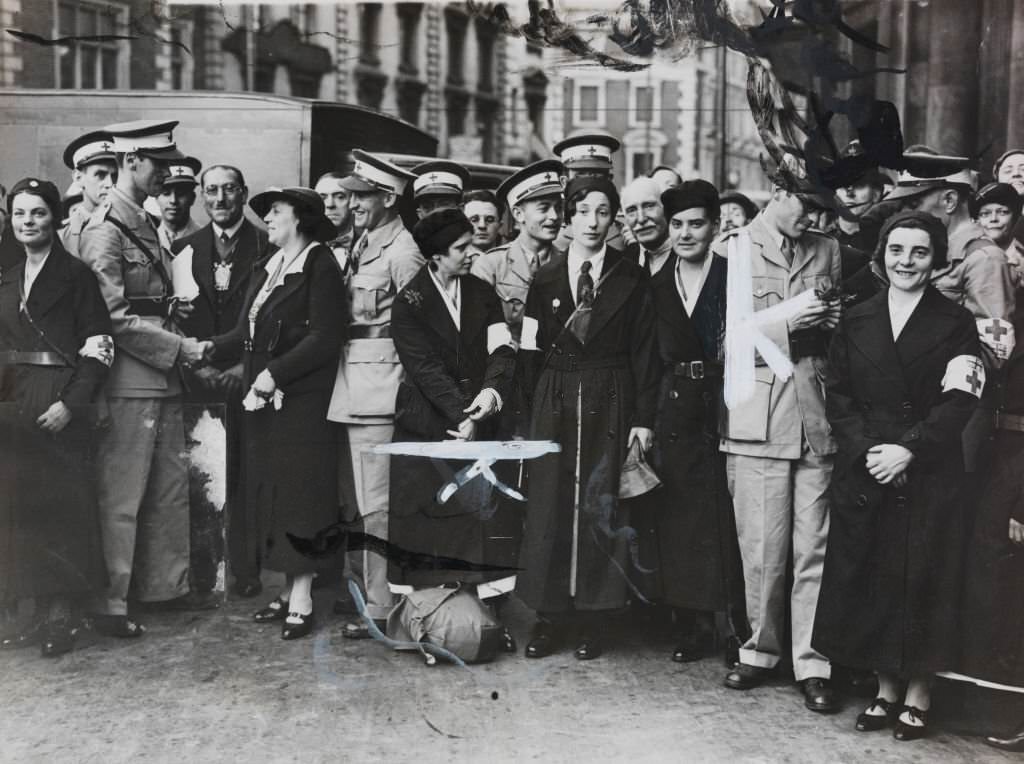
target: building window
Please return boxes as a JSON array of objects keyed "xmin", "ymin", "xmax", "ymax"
[
  {"xmin": 57, "ymin": 1, "xmax": 128, "ymax": 89},
  {"xmin": 359, "ymin": 3, "xmax": 382, "ymax": 67},
  {"xmin": 290, "ymin": 4, "xmax": 316, "ymax": 35},
  {"xmin": 397, "ymin": 4, "xmax": 422, "ymax": 76},
  {"xmin": 475, "ymin": 19, "xmax": 496, "ymax": 94},
  {"xmin": 573, "ymin": 81, "xmax": 604, "ymax": 126},
  {"xmin": 630, "ymin": 83, "xmax": 659, "ymax": 127},
  {"xmin": 627, "ymin": 148, "xmax": 658, "ymax": 182},
  {"xmin": 446, "ymin": 9, "xmax": 468, "ymax": 87}
]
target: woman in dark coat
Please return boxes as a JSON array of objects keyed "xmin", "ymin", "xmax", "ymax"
[
  {"xmin": 812, "ymin": 211, "xmax": 982, "ymax": 740},
  {"xmin": 206, "ymin": 186, "xmax": 345, "ymax": 640},
  {"xmin": 388, "ymin": 209, "xmax": 517, "ymax": 640},
  {"xmin": 0, "ymin": 178, "xmax": 112, "ymax": 657},
  {"xmin": 639, "ymin": 182, "xmax": 743, "ymax": 663},
  {"xmin": 517, "ymin": 176, "xmax": 660, "ymax": 661}
]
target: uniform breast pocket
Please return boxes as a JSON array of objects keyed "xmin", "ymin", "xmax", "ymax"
[
  {"xmin": 350, "ymin": 273, "xmax": 392, "ymax": 321},
  {"xmin": 752, "ymin": 277, "xmax": 786, "ymax": 309},
  {"xmin": 122, "ymin": 247, "xmax": 155, "ymax": 296}
]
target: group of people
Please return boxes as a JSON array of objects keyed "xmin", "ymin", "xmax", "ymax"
[{"xmin": 2, "ymin": 116, "xmax": 1024, "ymax": 751}]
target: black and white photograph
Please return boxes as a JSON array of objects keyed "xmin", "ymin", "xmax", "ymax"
[{"xmin": 0, "ymin": 0, "xmax": 1023, "ymax": 760}]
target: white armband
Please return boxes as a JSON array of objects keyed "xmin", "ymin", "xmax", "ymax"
[
  {"xmin": 486, "ymin": 321, "xmax": 514, "ymax": 354},
  {"xmin": 941, "ymin": 354, "xmax": 985, "ymax": 398},
  {"xmin": 79, "ymin": 334, "xmax": 114, "ymax": 367},
  {"xmin": 520, "ymin": 316, "xmax": 539, "ymax": 351},
  {"xmin": 977, "ymin": 317, "xmax": 1015, "ymax": 361}
]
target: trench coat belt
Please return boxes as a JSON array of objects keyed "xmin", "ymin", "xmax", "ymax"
[
  {"xmin": 666, "ymin": 360, "xmax": 722, "ymax": 380},
  {"xmin": 348, "ymin": 324, "xmax": 391, "ymax": 340},
  {"xmin": 545, "ymin": 352, "xmax": 628, "ymax": 372},
  {"xmin": 788, "ymin": 328, "xmax": 828, "ymax": 360},
  {"xmin": 0, "ymin": 350, "xmax": 67, "ymax": 367},
  {"xmin": 995, "ymin": 411, "xmax": 1024, "ymax": 432}
]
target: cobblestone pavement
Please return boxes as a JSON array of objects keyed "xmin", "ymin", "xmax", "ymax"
[{"xmin": 0, "ymin": 579, "xmax": 1017, "ymax": 764}]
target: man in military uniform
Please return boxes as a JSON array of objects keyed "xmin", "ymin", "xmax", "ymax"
[
  {"xmin": 315, "ymin": 171, "xmax": 355, "ymax": 272},
  {"xmin": 79, "ymin": 120, "xmax": 211, "ymax": 636},
  {"xmin": 411, "ymin": 160, "xmax": 470, "ymax": 220},
  {"xmin": 833, "ymin": 140, "xmax": 887, "ymax": 279},
  {"xmin": 552, "ymin": 130, "xmax": 625, "ymax": 250},
  {"xmin": 621, "ymin": 176, "xmax": 673, "ymax": 275},
  {"xmin": 155, "ymin": 156, "xmax": 202, "ymax": 253},
  {"xmin": 59, "ymin": 130, "xmax": 117, "ymax": 258},
  {"xmin": 327, "ymin": 150, "xmax": 423, "ymax": 637},
  {"xmin": 887, "ymin": 148, "xmax": 1016, "ymax": 471},
  {"xmin": 714, "ymin": 168, "xmax": 842, "ymax": 714}
]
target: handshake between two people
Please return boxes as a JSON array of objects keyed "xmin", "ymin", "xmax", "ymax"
[{"xmin": 177, "ymin": 338, "xmax": 245, "ymax": 397}]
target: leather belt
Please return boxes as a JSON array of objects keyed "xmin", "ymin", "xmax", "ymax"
[
  {"xmin": 348, "ymin": 324, "xmax": 391, "ymax": 340},
  {"xmin": 667, "ymin": 360, "xmax": 722, "ymax": 380},
  {"xmin": 789, "ymin": 329, "xmax": 828, "ymax": 361},
  {"xmin": 0, "ymin": 350, "xmax": 67, "ymax": 367},
  {"xmin": 546, "ymin": 352, "xmax": 628, "ymax": 372},
  {"xmin": 995, "ymin": 411, "xmax": 1024, "ymax": 432},
  {"xmin": 127, "ymin": 297, "xmax": 173, "ymax": 318}
]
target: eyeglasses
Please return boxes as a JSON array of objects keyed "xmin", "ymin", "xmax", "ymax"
[{"xmin": 203, "ymin": 184, "xmax": 242, "ymax": 197}]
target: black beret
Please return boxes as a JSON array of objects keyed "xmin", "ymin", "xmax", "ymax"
[
  {"xmin": 719, "ymin": 190, "xmax": 758, "ymax": 220},
  {"xmin": 8, "ymin": 177, "xmax": 62, "ymax": 222},
  {"xmin": 969, "ymin": 182, "xmax": 1021, "ymax": 219},
  {"xmin": 564, "ymin": 175, "xmax": 620, "ymax": 219},
  {"xmin": 412, "ymin": 208, "xmax": 473, "ymax": 257},
  {"xmin": 662, "ymin": 180, "xmax": 721, "ymax": 220},
  {"xmin": 873, "ymin": 210, "xmax": 949, "ymax": 270}
]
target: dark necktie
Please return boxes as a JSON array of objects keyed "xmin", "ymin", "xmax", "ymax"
[
  {"xmin": 351, "ymin": 233, "xmax": 368, "ymax": 275},
  {"xmin": 570, "ymin": 260, "xmax": 594, "ymax": 343},
  {"xmin": 781, "ymin": 237, "xmax": 794, "ymax": 266},
  {"xmin": 220, "ymin": 231, "xmax": 230, "ymax": 244}
]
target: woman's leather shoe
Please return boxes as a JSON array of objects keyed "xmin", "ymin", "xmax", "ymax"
[
  {"xmin": 573, "ymin": 636, "xmax": 603, "ymax": 661},
  {"xmin": 40, "ymin": 621, "xmax": 77, "ymax": 658},
  {"xmin": 253, "ymin": 597, "xmax": 288, "ymax": 623},
  {"xmin": 893, "ymin": 706, "xmax": 928, "ymax": 741},
  {"xmin": 0, "ymin": 620, "xmax": 44, "ymax": 649},
  {"xmin": 855, "ymin": 697, "xmax": 898, "ymax": 731},
  {"xmin": 525, "ymin": 623, "xmax": 557, "ymax": 658},
  {"xmin": 501, "ymin": 627, "xmax": 517, "ymax": 654},
  {"xmin": 281, "ymin": 612, "xmax": 314, "ymax": 640}
]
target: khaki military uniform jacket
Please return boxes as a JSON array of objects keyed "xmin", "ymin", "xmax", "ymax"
[
  {"xmin": 79, "ymin": 187, "xmax": 183, "ymax": 397},
  {"xmin": 471, "ymin": 235, "xmax": 560, "ymax": 340},
  {"xmin": 327, "ymin": 214, "xmax": 424, "ymax": 424},
  {"xmin": 58, "ymin": 202, "xmax": 93, "ymax": 259},
  {"xmin": 714, "ymin": 214, "xmax": 840, "ymax": 459}
]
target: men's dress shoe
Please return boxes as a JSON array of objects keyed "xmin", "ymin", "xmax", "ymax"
[
  {"xmin": 525, "ymin": 624, "xmax": 558, "ymax": 659},
  {"xmin": 140, "ymin": 591, "xmax": 220, "ymax": 612},
  {"xmin": 341, "ymin": 618, "xmax": 386, "ymax": 640},
  {"xmin": 724, "ymin": 663, "xmax": 770, "ymax": 690},
  {"xmin": 501, "ymin": 627, "xmax": 517, "ymax": 654},
  {"xmin": 984, "ymin": 726, "xmax": 1024, "ymax": 752},
  {"xmin": 89, "ymin": 614, "xmax": 144, "ymax": 638},
  {"xmin": 855, "ymin": 697, "xmax": 898, "ymax": 731},
  {"xmin": 801, "ymin": 678, "xmax": 839, "ymax": 714},
  {"xmin": 573, "ymin": 636, "xmax": 603, "ymax": 661},
  {"xmin": 40, "ymin": 621, "xmax": 77, "ymax": 658},
  {"xmin": 253, "ymin": 597, "xmax": 288, "ymax": 623},
  {"xmin": 893, "ymin": 705, "xmax": 928, "ymax": 741},
  {"xmin": 281, "ymin": 612, "xmax": 314, "ymax": 640},
  {"xmin": 233, "ymin": 581, "xmax": 263, "ymax": 599},
  {"xmin": 0, "ymin": 620, "xmax": 44, "ymax": 650}
]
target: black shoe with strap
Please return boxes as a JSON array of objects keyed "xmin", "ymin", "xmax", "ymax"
[
  {"xmin": 253, "ymin": 597, "xmax": 288, "ymax": 623},
  {"xmin": 855, "ymin": 697, "xmax": 899, "ymax": 731},
  {"xmin": 281, "ymin": 611, "xmax": 314, "ymax": 640},
  {"xmin": 893, "ymin": 705, "xmax": 929, "ymax": 741}
]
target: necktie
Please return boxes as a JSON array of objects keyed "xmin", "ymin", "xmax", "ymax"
[
  {"xmin": 351, "ymin": 233, "xmax": 369, "ymax": 275},
  {"xmin": 220, "ymin": 231, "xmax": 230, "ymax": 244},
  {"xmin": 570, "ymin": 260, "xmax": 594, "ymax": 343},
  {"xmin": 781, "ymin": 237, "xmax": 794, "ymax": 266}
]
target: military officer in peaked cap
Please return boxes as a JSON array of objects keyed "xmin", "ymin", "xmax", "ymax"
[
  {"xmin": 59, "ymin": 130, "xmax": 118, "ymax": 258},
  {"xmin": 552, "ymin": 130, "xmax": 626, "ymax": 250},
  {"xmin": 327, "ymin": 149, "xmax": 424, "ymax": 636},
  {"xmin": 411, "ymin": 160, "xmax": 470, "ymax": 220},
  {"xmin": 78, "ymin": 120, "xmax": 214, "ymax": 636},
  {"xmin": 156, "ymin": 156, "xmax": 202, "ymax": 254}
]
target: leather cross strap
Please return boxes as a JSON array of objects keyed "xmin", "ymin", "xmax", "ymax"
[{"xmin": 105, "ymin": 214, "xmax": 174, "ymax": 293}]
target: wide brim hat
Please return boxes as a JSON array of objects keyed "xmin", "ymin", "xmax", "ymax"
[{"xmin": 249, "ymin": 186, "xmax": 336, "ymax": 241}]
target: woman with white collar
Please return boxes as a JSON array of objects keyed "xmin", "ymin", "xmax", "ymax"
[{"xmin": 205, "ymin": 187, "xmax": 345, "ymax": 640}]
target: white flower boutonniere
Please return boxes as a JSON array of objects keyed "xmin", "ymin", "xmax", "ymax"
[{"xmin": 552, "ymin": 297, "xmax": 561, "ymax": 313}]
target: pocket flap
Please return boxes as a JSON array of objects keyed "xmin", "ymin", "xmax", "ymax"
[
  {"xmin": 350, "ymin": 273, "xmax": 392, "ymax": 292},
  {"xmin": 345, "ymin": 337, "xmax": 400, "ymax": 364}
]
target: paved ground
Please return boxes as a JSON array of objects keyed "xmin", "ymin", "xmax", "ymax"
[{"xmin": 0, "ymin": 578, "xmax": 1017, "ymax": 764}]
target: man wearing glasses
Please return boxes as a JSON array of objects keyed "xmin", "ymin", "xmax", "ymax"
[{"xmin": 173, "ymin": 164, "xmax": 271, "ymax": 599}]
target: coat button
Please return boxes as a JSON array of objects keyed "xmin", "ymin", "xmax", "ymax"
[
  {"xmin": 856, "ymin": 494, "xmax": 868, "ymax": 507},
  {"xmin": 895, "ymin": 495, "xmax": 907, "ymax": 508},
  {"xmin": 668, "ymin": 390, "xmax": 679, "ymax": 400},
  {"xmin": 669, "ymin": 433, "xmax": 678, "ymax": 442}
]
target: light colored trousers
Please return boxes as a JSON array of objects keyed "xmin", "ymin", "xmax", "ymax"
[
  {"xmin": 95, "ymin": 397, "xmax": 191, "ymax": 615},
  {"xmin": 345, "ymin": 423, "xmax": 395, "ymax": 620},
  {"xmin": 726, "ymin": 448, "xmax": 832, "ymax": 681}
]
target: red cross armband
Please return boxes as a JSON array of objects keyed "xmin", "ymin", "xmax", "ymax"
[
  {"xmin": 941, "ymin": 354, "xmax": 986, "ymax": 398},
  {"xmin": 977, "ymin": 317, "xmax": 1016, "ymax": 361}
]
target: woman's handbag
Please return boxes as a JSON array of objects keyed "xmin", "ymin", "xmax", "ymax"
[
  {"xmin": 387, "ymin": 584, "xmax": 503, "ymax": 665},
  {"xmin": 619, "ymin": 438, "xmax": 662, "ymax": 499}
]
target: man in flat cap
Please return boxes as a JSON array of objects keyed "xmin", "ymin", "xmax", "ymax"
[
  {"xmin": 888, "ymin": 147, "xmax": 1016, "ymax": 471},
  {"xmin": 59, "ymin": 130, "xmax": 118, "ymax": 258},
  {"xmin": 327, "ymin": 149, "xmax": 424, "ymax": 636},
  {"xmin": 155, "ymin": 156, "xmax": 202, "ymax": 254},
  {"xmin": 713, "ymin": 158, "xmax": 842, "ymax": 713},
  {"xmin": 553, "ymin": 130, "xmax": 626, "ymax": 250},
  {"xmin": 79, "ymin": 120, "xmax": 212, "ymax": 636},
  {"xmin": 620, "ymin": 176, "xmax": 673, "ymax": 276},
  {"xmin": 411, "ymin": 160, "xmax": 470, "ymax": 220}
]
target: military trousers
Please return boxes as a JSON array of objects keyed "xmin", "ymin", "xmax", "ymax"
[
  {"xmin": 94, "ymin": 397, "xmax": 190, "ymax": 615},
  {"xmin": 343, "ymin": 423, "xmax": 394, "ymax": 620},
  {"xmin": 726, "ymin": 446, "xmax": 832, "ymax": 681}
]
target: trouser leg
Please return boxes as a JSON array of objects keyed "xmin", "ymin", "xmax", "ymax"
[
  {"xmin": 94, "ymin": 398, "xmax": 159, "ymax": 616},
  {"xmin": 790, "ymin": 446, "xmax": 833, "ymax": 681},
  {"xmin": 726, "ymin": 453, "xmax": 793, "ymax": 670},
  {"xmin": 131, "ymin": 399, "xmax": 191, "ymax": 603},
  {"xmin": 347, "ymin": 423, "xmax": 394, "ymax": 621}
]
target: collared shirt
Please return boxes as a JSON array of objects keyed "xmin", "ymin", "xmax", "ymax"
[
  {"xmin": 888, "ymin": 288, "xmax": 925, "ymax": 341},
  {"xmin": 212, "ymin": 217, "xmax": 246, "ymax": 263},
  {"xmin": 22, "ymin": 251, "xmax": 51, "ymax": 299},
  {"xmin": 675, "ymin": 254, "xmax": 714, "ymax": 316},
  {"xmin": 568, "ymin": 244, "xmax": 606, "ymax": 305},
  {"xmin": 158, "ymin": 218, "xmax": 200, "ymax": 254},
  {"xmin": 428, "ymin": 269, "xmax": 462, "ymax": 330},
  {"xmin": 212, "ymin": 217, "xmax": 245, "ymax": 243},
  {"xmin": 640, "ymin": 237, "xmax": 672, "ymax": 275}
]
